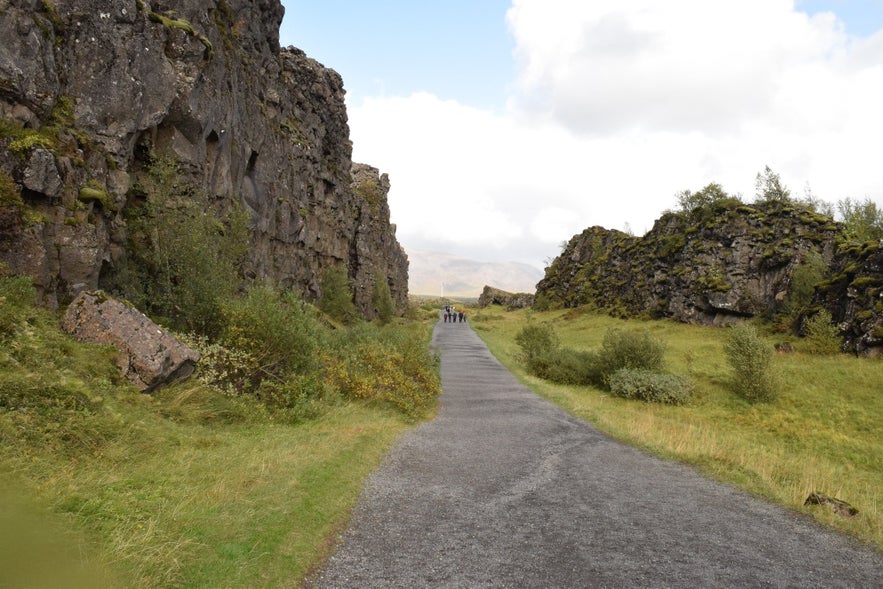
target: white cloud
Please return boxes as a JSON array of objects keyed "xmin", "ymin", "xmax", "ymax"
[{"xmin": 349, "ymin": 0, "xmax": 883, "ymax": 270}]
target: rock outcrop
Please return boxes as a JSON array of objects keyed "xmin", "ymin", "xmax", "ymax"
[
  {"xmin": 536, "ymin": 200, "xmax": 883, "ymax": 354},
  {"xmin": 61, "ymin": 290, "xmax": 200, "ymax": 392},
  {"xmin": 0, "ymin": 0, "xmax": 407, "ymax": 316},
  {"xmin": 478, "ymin": 285, "xmax": 534, "ymax": 310},
  {"xmin": 814, "ymin": 240, "xmax": 883, "ymax": 355},
  {"xmin": 538, "ymin": 201, "xmax": 840, "ymax": 323}
]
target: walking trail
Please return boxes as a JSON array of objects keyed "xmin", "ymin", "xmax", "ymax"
[{"xmin": 310, "ymin": 319, "xmax": 881, "ymax": 588}]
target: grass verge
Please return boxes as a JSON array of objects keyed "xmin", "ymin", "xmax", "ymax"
[
  {"xmin": 471, "ymin": 306, "xmax": 882, "ymax": 550},
  {"xmin": 1, "ymin": 385, "xmax": 412, "ymax": 588}
]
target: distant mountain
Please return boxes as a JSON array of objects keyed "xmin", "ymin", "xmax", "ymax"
[{"xmin": 407, "ymin": 250, "xmax": 544, "ymax": 298}]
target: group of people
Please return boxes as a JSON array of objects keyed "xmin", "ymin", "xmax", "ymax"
[{"xmin": 442, "ymin": 304, "xmax": 466, "ymax": 323}]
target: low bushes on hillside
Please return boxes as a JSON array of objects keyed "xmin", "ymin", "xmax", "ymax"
[
  {"xmin": 608, "ymin": 368, "xmax": 692, "ymax": 405},
  {"xmin": 724, "ymin": 323, "xmax": 778, "ymax": 403},
  {"xmin": 514, "ymin": 322, "xmax": 690, "ymax": 404}
]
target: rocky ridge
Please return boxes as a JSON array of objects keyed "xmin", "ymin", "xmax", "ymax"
[
  {"xmin": 0, "ymin": 0, "xmax": 407, "ymax": 317},
  {"xmin": 536, "ymin": 200, "xmax": 882, "ymax": 354}
]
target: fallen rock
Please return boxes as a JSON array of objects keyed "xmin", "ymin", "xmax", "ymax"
[
  {"xmin": 804, "ymin": 492, "xmax": 859, "ymax": 518},
  {"xmin": 60, "ymin": 291, "xmax": 200, "ymax": 392},
  {"xmin": 478, "ymin": 285, "xmax": 535, "ymax": 310}
]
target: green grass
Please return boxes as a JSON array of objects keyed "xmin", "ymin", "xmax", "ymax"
[
  {"xmin": 471, "ymin": 306, "xmax": 883, "ymax": 549},
  {"xmin": 1, "ymin": 379, "xmax": 412, "ymax": 588},
  {"xmin": 0, "ymin": 274, "xmax": 434, "ymax": 587}
]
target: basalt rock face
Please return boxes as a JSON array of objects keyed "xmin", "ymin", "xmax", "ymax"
[
  {"xmin": 537, "ymin": 201, "xmax": 843, "ymax": 324},
  {"xmin": 478, "ymin": 285, "xmax": 534, "ymax": 310},
  {"xmin": 814, "ymin": 240, "xmax": 883, "ymax": 355},
  {"xmin": 350, "ymin": 163, "xmax": 408, "ymax": 318},
  {"xmin": 0, "ymin": 0, "xmax": 407, "ymax": 314}
]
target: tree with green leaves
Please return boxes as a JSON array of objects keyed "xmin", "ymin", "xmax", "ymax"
[
  {"xmin": 675, "ymin": 182, "xmax": 741, "ymax": 215},
  {"xmin": 371, "ymin": 273, "xmax": 395, "ymax": 325},
  {"xmin": 319, "ymin": 264, "xmax": 357, "ymax": 324},
  {"xmin": 838, "ymin": 197, "xmax": 883, "ymax": 242},
  {"xmin": 119, "ymin": 154, "xmax": 249, "ymax": 335},
  {"xmin": 755, "ymin": 165, "xmax": 791, "ymax": 203}
]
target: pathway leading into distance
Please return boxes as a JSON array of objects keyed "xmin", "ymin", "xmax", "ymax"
[{"xmin": 310, "ymin": 319, "xmax": 881, "ymax": 588}]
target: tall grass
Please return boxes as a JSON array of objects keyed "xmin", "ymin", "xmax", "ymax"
[
  {"xmin": 473, "ymin": 306, "xmax": 883, "ymax": 549},
  {"xmin": 1, "ymin": 273, "xmax": 441, "ymax": 587}
]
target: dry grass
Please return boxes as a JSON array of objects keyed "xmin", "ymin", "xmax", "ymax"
[{"xmin": 473, "ymin": 306, "xmax": 883, "ymax": 549}]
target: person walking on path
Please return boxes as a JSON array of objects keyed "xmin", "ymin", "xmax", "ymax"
[{"xmin": 311, "ymin": 320, "xmax": 882, "ymax": 588}]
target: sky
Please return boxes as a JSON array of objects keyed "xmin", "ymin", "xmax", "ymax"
[{"xmin": 279, "ymin": 0, "xmax": 883, "ymax": 270}]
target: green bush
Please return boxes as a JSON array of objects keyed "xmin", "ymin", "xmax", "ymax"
[
  {"xmin": 780, "ymin": 250, "xmax": 827, "ymax": 321},
  {"xmin": 254, "ymin": 373, "xmax": 332, "ymax": 422},
  {"xmin": 597, "ymin": 328, "xmax": 666, "ymax": 386},
  {"xmin": 530, "ymin": 348, "xmax": 601, "ymax": 385},
  {"xmin": 608, "ymin": 368, "xmax": 692, "ymax": 404},
  {"xmin": 323, "ymin": 323, "xmax": 440, "ymax": 418},
  {"xmin": 514, "ymin": 322, "xmax": 559, "ymax": 363},
  {"xmin": 319, "ymin": 264, "xmax": 357, "ymax": 324},
  {"xmin": 371, "ymin": 274, "xmax": 395, "ymax": 325},
  {"xmin": 0, "ymin": 275, "xmax": 36, "ymax": 337},
  {"xmin": 802, "ymin": 309, "xmax": 842, "ymax": 355},
  {"xmin": 221, "ymin": 283, "xmax": 321, "ymax": 382},
  {"xmin": 724, "ymin": 323, "xmax": 778, "ymax": 402},
  {"xmin": 117, "ymin": 155, "xmax": 249, "ymax": 335}
]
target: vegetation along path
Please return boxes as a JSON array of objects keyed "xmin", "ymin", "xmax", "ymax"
[{"xmin": 310, "ymin": 319, "xmax": 881, "ymax": 588}]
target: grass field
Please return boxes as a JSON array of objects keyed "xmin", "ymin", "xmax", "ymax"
[
  {"xmin": 0, "ymin": 280, "xmax": 439, "ymax": 588},
  {"xmin": 470, "ymin": 306, "xmax": 883, "ymax": 550},
  {"xmin": 1, "ymin": 384, "xmax": 413, "ymax": 588}
]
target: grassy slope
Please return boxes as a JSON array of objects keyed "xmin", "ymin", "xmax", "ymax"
[
  {"xmin": 1, "ymin": 383, "xmax": 411, "ymax": 588},
  {"xmin": 0, "ymin": 288, "xmax": 428, "ymax": 588},
  {"xmin": 470, "ymin": 306, "xmax": 882, "ymax": 549}
]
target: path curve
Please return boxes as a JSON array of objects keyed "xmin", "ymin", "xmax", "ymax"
[{"xmin": 311, "ymin": 320, "xmax": 881, "ymax": 588}]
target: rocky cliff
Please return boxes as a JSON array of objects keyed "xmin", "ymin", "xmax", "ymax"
[
  {"xmin": 0, "ymin": 0, "xmax": 407, "ymax": 317},
  {"xmin": 536, "ymin": 200, "xmax": 882, "ymax": 354}
]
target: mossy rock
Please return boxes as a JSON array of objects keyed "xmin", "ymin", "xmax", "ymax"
[{"xmin": 78, "ymin": 183, "xmax": 117, "ymax": 212}]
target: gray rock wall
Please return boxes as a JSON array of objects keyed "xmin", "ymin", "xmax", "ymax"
[{"xmin": 0, "ymin": 0, "xmax": 407, "ymax": 315}]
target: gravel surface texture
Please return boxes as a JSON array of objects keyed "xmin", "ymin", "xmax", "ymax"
[{"xmin": 309, "ymin": 320, "xmax": 882, "ymax": 588}]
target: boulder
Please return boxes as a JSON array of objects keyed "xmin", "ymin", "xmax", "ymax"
[
  {"xmin": 804, "ymin": 492, "xmax": 859, "ymax": 518},
  {"xmin": 60, "ymin": 291, "xmax": 200, "ymax": 392},
  {"xmin": 478, "ymin": 285, "xmax": 535, "ymax": 310}
]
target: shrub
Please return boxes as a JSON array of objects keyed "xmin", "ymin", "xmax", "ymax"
[
  {"xmin": 319, "ymin": 264, "xmax": 357, "ymax": 324},
  {"xmin": 514, "ymin": 322, "xmax": 559, "ymax": 363},
  {"xmin": 802, "ymin": 309, "xmax": 842, "ymax": 355},
  {"xmin": 780, "ymin": 250, "xmax": 827, "ymax": 320},
  {"xmin": 0, "ymin": 274, "xmax": 36, "ymax": 338},
  {"xmin": 221, "ymin": 284, "xmax": 321, "ymax": 380},
  {"xmin": 254, "ymin": 373, "xmax": 332, "ymax": 422},
  {"xmin": 118, "ymin": 155, "xmax": 249, "ymax": 335},
  {"xmin": 371, "ymin": 274, "xmax": 395, "ymax": 325},
  {"xmin": 608, "ymin": 368, "xmax": 693, "ymax": 404},
  {"xmin": 724, "ymin": 323, "xmax": 778, "ymax": 402},
  {"xmin": 322, "ymin": 324, "xmax": 440, "ymax": 418},
  {"xmin": 597, "ymin": 328, "xmax": 666, "ymax": 386},
  {"xmin": 528, "ymin": 348, "xmax": 601, "ymax": 386}
]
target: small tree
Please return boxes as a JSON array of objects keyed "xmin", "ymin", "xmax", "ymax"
[
  {"xmin": 676, "ymin": 182, "xmax": 739, "ymax": 215},
  {"xmin": 780, "ymin": 250, "xmax": 827, "ymax": 320},
  {"xmin": 371, "ymin": 273, "xmax": 395, "ymax": 325},
  {"xmin": 515, "ymin": 322, "xmax": 559, "ymax": 364},
  {"xmin": 319, "ymin": 264, "xmax": 357, "ymax": 324},
  {"xmin": 724, "ymin": 323, "xmax": 778, "ymax": 403},
  {"xmin": 803, "ymin": 309, "xmax": 842, "ymax": 355},
  {"xmin": 120, "ymin": 154, "xmax": 249, "ymax": 335},
  {"xmin": 838, "ymin": 197, "xmax": 883, "ymax": 242},
  {"xmin": 755, "ymin": 165, "xmax": 791, "ymax": 203},
  {"xmin": 597, "ymin": 328, "xmax": 666, "ymax": 386}
]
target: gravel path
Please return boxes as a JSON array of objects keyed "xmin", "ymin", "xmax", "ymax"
[{"xmin": 309, "ymin": 320, "xmax": 881, "ymax": 588}]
